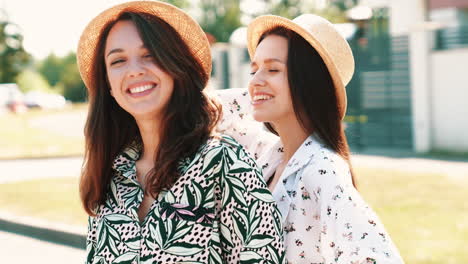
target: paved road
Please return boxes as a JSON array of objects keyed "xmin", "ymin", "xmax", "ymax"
[
  {"xmin": 0, "ymin": 230, "xmax": 85, "ymax": 264},
  {"xmin": 0, "ymin": 157, "xmax": 82, "ymax": 183}
]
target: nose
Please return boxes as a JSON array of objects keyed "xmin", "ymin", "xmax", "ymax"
[
  {"xmin": 249, "ymin": 71, "xmax": 266, "ymax": 88},
  {"xmin": 127, "ymin": 59, "xmax": 146, "ymax": 78}
]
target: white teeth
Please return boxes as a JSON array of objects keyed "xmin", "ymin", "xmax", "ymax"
[
  {"xmin": 253, "ymin": 94, "xmax": 273, "ymax": 101},
  {"xmin": 129, "ymin": 84, "xmax": 155, "ymax": 94}
]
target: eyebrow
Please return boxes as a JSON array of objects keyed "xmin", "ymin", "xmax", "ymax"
[
  {"xmin": 106, "ymin": 45, "xmax": 147, "ymax": 58},
  {"xmin": 106, "ymin": 48, "xmax": 123, "ymax": 58},
  {"xmin": 250, "ymin": 58, "xmax": 285, "ymax": 67}
]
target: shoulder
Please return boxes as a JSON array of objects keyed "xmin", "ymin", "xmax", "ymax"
[
  {"xmin": 210, "ymin": 88, "xmax": 251, "ymax": 120},
  {"xmin": 203, "ymin": 134, "xmax": 264, "ymax": 182},
  {"xmin": 179, "ymin": 134, "xmax": 255, "ymax": 173},
  {"xmin": 200, "ymin": 134, "xmax": 246, "ymax": 154},
  {"xmin": 196, "ymin": 134, "xmax": 258, "ymax": 168},
  {"xmin": 212, "ymin": 87, "xmax": 250, "ymax": 104},
  {"xmin": 301, "ymin": 143, "xmax": 352, "ymax": 195}
]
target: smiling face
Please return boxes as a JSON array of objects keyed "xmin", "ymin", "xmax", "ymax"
[
  {"xmin": 248, "ymin": 34, "xmax": 295, "ymax": 125},
  {"xmin": 104, "ymin": 19, "xmax": 174, "ymax": 121}
]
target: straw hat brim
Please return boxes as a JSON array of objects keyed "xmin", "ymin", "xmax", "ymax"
[
  {"xmin": 77, "ymin": 1, "xmax": 212, "ymax": 91},
  {"xmin": 247, "ymin": 15, "xmax": 351, "ymax": 119}
]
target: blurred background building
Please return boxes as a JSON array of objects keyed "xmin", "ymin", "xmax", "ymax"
[{"xmin": 210, "ymin": 0, "xmax": 468, "ymax": 154}]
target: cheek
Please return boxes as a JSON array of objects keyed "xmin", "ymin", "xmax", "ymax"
[
  {"xmin": 247, "ymin": 83, "xmax": 253, "ymax": 99},
  {"xmin": 277, "ymin": 77, "xmax": 293, "ymax": 108},
  {"xmin": 106, "ymin": 69, "xmax": 122, "ymax": 91}
]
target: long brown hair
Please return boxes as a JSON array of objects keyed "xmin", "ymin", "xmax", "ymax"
[
  {"xmin": 259, "ymin": 27, "xmax": 356, "ymax": 187},
  {"xmin": 80, "ymin": 12, "xmax": 221, "ymax": 216}
]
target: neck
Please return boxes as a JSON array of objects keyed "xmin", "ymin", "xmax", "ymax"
[
  {"xmin": 135, "ymin": 116, "xmax": 160, "ymax": 163},
  {"xmin": 273, "ymin": 115, "xmax": 310, "ymax": 163}
]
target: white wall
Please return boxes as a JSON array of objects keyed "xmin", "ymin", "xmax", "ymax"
[
  {"xmin": 389, "ymin": 0, "xmax": 427, "ymax": 35},
  {"xmin": 430, "ymin": 48, "xmax": 468, "ymax": 152}
]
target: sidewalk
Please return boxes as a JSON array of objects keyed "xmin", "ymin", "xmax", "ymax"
[
  {"xmin": 0, "ymin": 156, "xmax": 82, "ymax": 184},
  {"xmin": 1, "ymin": 152, "xmax": 467, "ymax": 251},
  {"xmin": 0, "ymin": 211, "xmax": 86, "ymax": 249},
  {"xmin": 352, "ymin": 153, "xmax": 468, "ymax": 179},
  {"xmin": 0, "ymin": 157, "xmax": 86, "ymax": 248},
  {"xmin": 0, "ymin": 230, "xmax": 85, "ymax": 264}
]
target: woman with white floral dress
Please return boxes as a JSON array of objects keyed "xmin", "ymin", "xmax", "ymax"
[
  {"xmin": 215, "ymin": 14, "xmax": 404, "ymax": 264},
  {"xmin": 76, "ymin": 2, "xmax": 285, "ymax": 263}
]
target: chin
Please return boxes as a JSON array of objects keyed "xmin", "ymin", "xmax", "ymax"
[
  {"xmin": 124, "ymin": 105, "xmax": 162, "ymax": 119},
  {"xmin": 252, "ymin": 111, "xmax": 273, "ymax": 123}
]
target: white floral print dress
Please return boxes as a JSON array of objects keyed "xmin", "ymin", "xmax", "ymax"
[
  {"xmin": 215, "ymin": 88, "xmax": 404, "ymax": 264},
  {"xmin": 85, "ymin": 135, "xmax": 285, "ymax": 264}
]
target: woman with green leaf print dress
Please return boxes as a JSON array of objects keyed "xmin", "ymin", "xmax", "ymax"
[{"xmin": 77, "ymin": 1, "xmax": 284, "ymax": 263}]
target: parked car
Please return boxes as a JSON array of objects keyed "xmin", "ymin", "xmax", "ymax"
[
  {"xmin": 0, "ymin": 83, "xmax": 27, "ymax": 113},
  {"xmin": 24, "ymin": 91, "xmax": 67, "ymax": 109}
]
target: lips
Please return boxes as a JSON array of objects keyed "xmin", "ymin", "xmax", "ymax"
[
  {"xmin": 126, "ymin": 82, "xmax": 157, "ymax": 97},
  {"xmin": 251, "ymin": 92, "xmax": 274, "ymax": 105},
  {"xmin": 129, "ymin": 84, "xmax": 155, "ymax": 94}
]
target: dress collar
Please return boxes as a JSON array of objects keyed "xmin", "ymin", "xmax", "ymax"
[
  {"xmin": 280, "ymin": 134, "xmax": 325, "ymax": 181},
  {"xmin": 271, "ymin": 134, "xmax": 327, "ymax": 222},
  {"xmin": 112, "ymin": 144, "xmax": 140, "ymax": 181}
]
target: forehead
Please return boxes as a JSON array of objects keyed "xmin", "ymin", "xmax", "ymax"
[
  {"xmin": 253, "ymin": 34, "xmax": 288, "ymax": 62},
  {"xmin": 105, "ymin": 20, "xmax": 144, "ymax": 52}
]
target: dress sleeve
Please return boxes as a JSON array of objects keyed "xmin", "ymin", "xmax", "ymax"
[
  {"xmin": 85, "ymin": 216, "xmax": 97, "ymax": 264},
  {"xmin": 215, "ymin": 137, "xmax": 285, "ymax": 264},
  {"xmin": 211, "ymin": 88, "xmax": 280, "ymax": 163},
  {"xmin": 307, "ymin": 165, "xmax": 404, "ymax": 264}
]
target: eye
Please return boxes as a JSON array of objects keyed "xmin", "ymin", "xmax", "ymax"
[
  {"xmin": 249, "ymin": 67, "xmax": 258, "ymax": 75},
  {"xmin": 268, "ymin": 69, "xmax": 279, "ymax": 73},
  {"xmin": 143, "ymin": 53, "xmax": 153, "ymax": 59},
  {"xmin": 110, "ymin": 59, "xmax": 125, "ymax": 66}
]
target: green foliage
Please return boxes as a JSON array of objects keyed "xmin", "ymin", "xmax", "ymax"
[
  {"xmin": 0, "ymin": 9, "xmax": 31, "ymax": 83},
  {"xmin": 243, "ymin": 0, "xmax": 359, "ymax": 23},
  {"xmin": 199, "ymin": 0, "xmax": 242, "ymax": 42},
  {"xmin": 310, "ymin": 5, "xmax": 350, "ymax": 23},
  {"xmin": 329, "ymin": 0, "xmax": 359, "ymax": 11},
  {"xmin": 15, "ymin": 69, "xmax": 53, "ymax": 93},
  {"xmin": 38, "ymin": 53, "xmax": 62, "ymax": 86},
  {"xmin": 266, "ymin": 0, "xmax": 304, "ymax": 19},
  {"xmin": 38, "ymin": 52, "xmax": 86, "ymax": 102},
  {"xmin": 162, "ymin": 0, "xmax": 190, "ymax": 9},
  {"xmin": 61, "ymin": 60, "xmax": 86, "ymax": 102}
]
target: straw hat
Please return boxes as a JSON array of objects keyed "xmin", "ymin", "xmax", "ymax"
[
  {"xmin": 247, "ymin": 14, "xmax": 354, "ymax": 119},
  {"xmin": 77, "ymin": 0, "xmax": 212, "ymax": 91}
]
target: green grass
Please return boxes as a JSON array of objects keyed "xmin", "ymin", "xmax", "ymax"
[
  {"xmin": 355, "ymin": 168, "xmax": 468, "ymax": 264},
  {"xmin": 0, "ymin": 104, "xmax": 86, "ymax": 159},
  {"xmin": 0, "ymin": 168, "xmax": 466, "ymax": 263},
  {"xmin": 0, "ymin": 177, "xmax": 87, "ymax": 227},
  {"xmin": 419, "ymin": 150, "xmax": 468, "ymax": 161}
]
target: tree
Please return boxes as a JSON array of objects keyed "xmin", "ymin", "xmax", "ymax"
[
  {"xmin": 199, "ymin": 0, "xmax": 242, "ymax": 42},
  {"xmin": 59, "ymin": 52, "xmax": 86, "ymax": 102},
  {"xmin": 38, "ymin": 53, "xmax": 62, "ymax": 87},
  {"xmin": 15, "ymin": 70, "xmax": 53, "ymax": 93},
  {"xmin": 329, "ymin": 0, "xmax": 359, "ymax": 12},
  {"xmin": 162, "ymin": 0, "xmax": 190, "ymax": 9},
  {"xmin": 37, "ymin": 51, "xmax": 86, "ymax": 102},
  {"xmin": 267, "ymin": 0, "xmax": 304, "ymax": 19},
  {"xmin": 0, "ymin": 9, "xmax": 31, "ymax": 83}
]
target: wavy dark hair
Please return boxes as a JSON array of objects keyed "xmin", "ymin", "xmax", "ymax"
[
  {"xmin": 80, "ymin": 12, "xmax": 221, "ymax": 216},
  {"xmin": 258, "ymin": 27, "xmax": 356, "ymax": 188}
]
